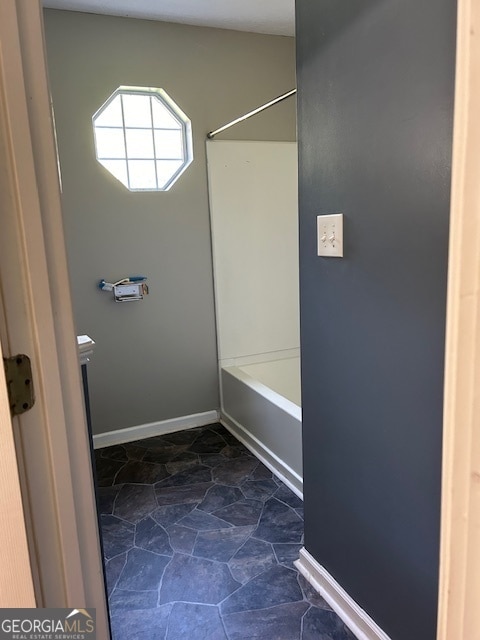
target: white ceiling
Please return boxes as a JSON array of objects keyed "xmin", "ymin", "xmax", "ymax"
[{"xmin": 42, "ymin": 0, "xmax": 295, "ymax": 37}]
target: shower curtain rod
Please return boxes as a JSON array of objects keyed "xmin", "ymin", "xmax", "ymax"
[{"xmin": 207, "ymin": 88, "xmax": 297, "ymax": 139}]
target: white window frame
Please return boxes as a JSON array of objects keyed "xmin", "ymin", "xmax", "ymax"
[{"xmin": 93, "ymin": 86, "xmax": 193, "ymax": 191}]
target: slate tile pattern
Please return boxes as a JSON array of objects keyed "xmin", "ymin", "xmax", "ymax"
[{"xmin": 96, "ymin": 423, "xmax": 356, "ymax": 640}]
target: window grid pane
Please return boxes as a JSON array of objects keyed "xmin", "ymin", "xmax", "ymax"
[
  {"xmin": 99, "ymin": 159, "xmax": 128, "ymax": 185},
  {"xmin": 93, "ymin": 88, "xmax": 192, "ymax": 191},
  {"xmin": 151, "ymin": 97, "xmax": 182, "ymax": 129},
  {"xmin": 95, "ymin": 127, "xmax": 126, "ymax": 159},
  {"xmin": 154, "ymin": 129, "xmax": 184, "ymax": 160},
  {"xmin": 125, "ymin": 129, "xmax": 155, "ymax": 159},
  {"xmin": 94, "ymin": 96, "xmax": 123, "ymax": 127},
  {"xmin": 128, "ymin": 160, "xmax": 157, "ymax": 190},
  {"xmin": 122, "ymin": 93, "xmax": 152, "ymax": 128},
  {"xmin": 156, "ymin": 160, "xmax": 183, "ymax": 189}
]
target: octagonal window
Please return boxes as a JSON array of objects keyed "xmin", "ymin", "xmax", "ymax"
[{"xmin": 93, "ymin": 86, "xmax": 193, "ymax": 191}]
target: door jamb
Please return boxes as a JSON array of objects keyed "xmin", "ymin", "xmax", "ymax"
[
  {"xmin": 437, "ymin": 0, "xmax": 480, "ymax": 638},
  {"xmin": 0, "ymin": 1, "xmax": 109, "ymax": 633},
  {"xmin": 4, "ymin": 0, "xmax": 480, "ymax": 636}
]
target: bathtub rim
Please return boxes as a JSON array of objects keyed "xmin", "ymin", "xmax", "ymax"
[
  {"xmin": 221, "ymin": 364, "xmax": 302, "ymax": 422},
  {"xmin": 220, "ymin": 362, "xmax": 303, "ymax": 497}
]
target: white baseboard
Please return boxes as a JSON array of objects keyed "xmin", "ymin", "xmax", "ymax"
[
  {"xmin": 220, "ymin": 412, "xmax": 303, "ymax": 499},
  {"xmin": 93, "ymin": 410, "xmax": 220, "ymax": 449},
  {"xmin": 294, "ymin": 548, "xmax": 392, "ymax": 640}
]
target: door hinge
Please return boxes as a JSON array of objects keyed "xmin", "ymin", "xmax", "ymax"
[{"xmin": 3, "ymin": 354, "xmax": 35, "ymax": 416}]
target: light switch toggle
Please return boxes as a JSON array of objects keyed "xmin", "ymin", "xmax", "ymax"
[{"xmin": 317, "ymin": 214, "xmax": 343, "ymax": 257}]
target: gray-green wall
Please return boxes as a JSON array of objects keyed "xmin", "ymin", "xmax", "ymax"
[{"xmin": 43, "ymin": 10, "xmax": 296, "ymax": 435}]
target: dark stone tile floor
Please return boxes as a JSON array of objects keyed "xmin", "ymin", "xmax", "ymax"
[{"xmin": 95, "ymin": 423, "xmax": 356, "ymax": 640}]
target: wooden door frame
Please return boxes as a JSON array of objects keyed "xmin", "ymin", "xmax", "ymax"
[
  {"xmin": 0, "ymin": 0, "xmax": 478, "ymax": 637},
  {"xmin": 437, "ymin": 0, "xmax": 480, "ymax": 638},
  {"xmin": 0, "ymin": 1, "xmax": 109, "ymax": 634}
]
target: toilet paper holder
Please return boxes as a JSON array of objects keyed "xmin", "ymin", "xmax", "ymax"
[{"xmin": 98, "ymin": 276, "xmax": 149, "ymax": 303}]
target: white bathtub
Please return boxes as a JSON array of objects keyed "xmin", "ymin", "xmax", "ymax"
[{"xmin": 220, "ymin": 356, "xmax": 302, "ymax": 496}]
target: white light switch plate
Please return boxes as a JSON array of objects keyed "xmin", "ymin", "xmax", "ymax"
[{"xmin": 317, "ymin": 213, "xmax": 343, "ymax": 257}]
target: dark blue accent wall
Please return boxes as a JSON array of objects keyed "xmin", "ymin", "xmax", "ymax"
[{"xmin": 295, "ymin": 1, "xmax": 456, "ymax": 638}]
